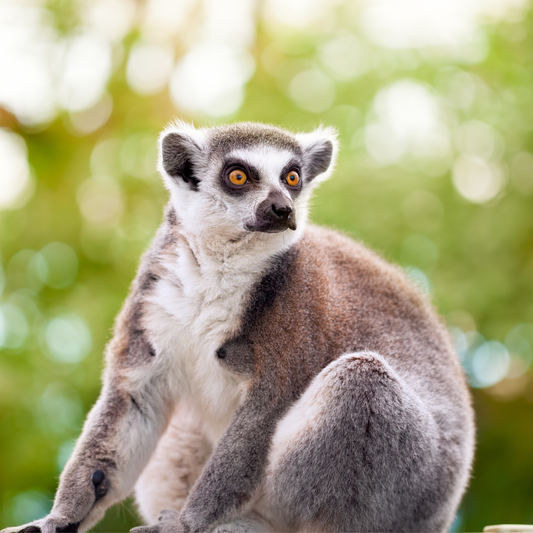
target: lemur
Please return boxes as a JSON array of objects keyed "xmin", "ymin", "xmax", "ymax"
[{"xmin": 3, "ymin": 122, "xmax": 475, "ymax": 533}]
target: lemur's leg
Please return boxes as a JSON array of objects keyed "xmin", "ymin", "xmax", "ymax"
[
  {"xmin": 131, "ymin": 373, "xmax": 299, "ymax": 533},
  {"xmin": 1, "ymin": 285, "xmax": 177, "ymax": 533},
  {"xmin": 135, "ymin": 403, "xmax": 212, "ymax": 523},
  {"xmin": 1, "ymin": 367, "xmax": 174, "ymax": 533},
  {"xmin": 2, "ymin": 376, "xmax": 173, "ymax": 533},
  {"xmin": 255, "ymin": 352, "xmax": 453, "ymax": 533}
]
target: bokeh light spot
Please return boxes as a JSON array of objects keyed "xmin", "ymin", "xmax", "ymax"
[
  {"xmin": 289, "ymin": 69, "xmax": 335, "ymax": 114},
  {"xmin": 57, "ymin": 33, "xmax": 113, "ymax": 112},
  {"xmin": 263, "ymin": 0, "xmax": 339, "ymax": 29},
  {"xmin": 126, "ymin": 41, "xmax": 174, "ymax": 95},
  {"xmin": 505, "ymin": 324, "xmax": 533, "ymax": 378},
  {"xmin": 0, "ymin": 303, "xmax": 29, "ymax": 350},
  {"xmin": 56, "ymin": 439, "xmax": 77, "ymax": 474},
  {"xmin": 170, "ymin": 43, "xmax": 255, "ymax": 117},
  {"xmin": 0, "ymin": 129, "xmax": 33, "ymax": 211},
  {"xmin": 37, "ymin": 382, "xmax": 84, "ymax": 434},
  {"xmin": 10, "ymin": 490, "xmax": 52, "ymax": 525},
  {"xmin": 319, "ymin": 32, "xmax": 368, "ymax": 81},
  {"xmin": 90, "ymin": 138, "xmax": 122, "ymax": 177},
  {"xmin": 404, "ymin": 266, "xmax": 432, "ymax": 295},
  {"xmin": 470, "ymin": 341, "xmax": 510, "ymax": 388},
  {"xmin": 120, "ymin": 134, "xmax": 158, "ymax": 179},
  {"xmin": 360, "ymin": 0, "xmax": 489, "ymax": 62},
  {"xmin": 44, "ymin": 313, "xmax": 92, "ymax": 364},
  {"xmin": 452, "ymin": 155, "xmax": 505, "ymax": 203},
  {"xmin": 68, "ymin": 94, "xmax": 113, "ymax": 136},
  {"xmin": 455, "ymin": 120, "xmax": 504, "ymax": 161},
  {"xmin": 39, "ymin": 243, "xmax": 78, "ymax": 290},
  {"xmin": 365, "ymin": 80, "xmax": 450, "ymax": 165},
  {"xmin": 85, "ymin": 0, "xmax": 137, "ymax": 43},
  {"xmin": 77, "ymin": 177, "xmax": 124, "ymax": 228}
]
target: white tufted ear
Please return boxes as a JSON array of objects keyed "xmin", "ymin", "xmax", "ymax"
[
  {"xmin": 158, "ymin": 121, "xmax": 207, "ymax": 191},
  {"xmin": 295, "ymin": 126, "xmax": 339, "ymax": 185}
]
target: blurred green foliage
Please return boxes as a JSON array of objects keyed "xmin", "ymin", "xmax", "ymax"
[{"xmin": 1, "ymin": 1, "xmax": 533, "ymax": 531}]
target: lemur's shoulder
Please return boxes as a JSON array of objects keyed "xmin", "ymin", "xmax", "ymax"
[
  {"xmin": 235, "ymin": 223, "xmax": 465, "ymax": 401},
  {"xmin": 295, "ymin": 224, "xmax": 433, "ymax": 318}
]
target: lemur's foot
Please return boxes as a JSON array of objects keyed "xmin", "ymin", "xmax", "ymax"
[
  {"xmin": 1, "ymin": 516, "xmax": 80, "ymax": 533},
  {"xmin": 131, "ymin": 509, "xmax": 181, "ymax": 533}
]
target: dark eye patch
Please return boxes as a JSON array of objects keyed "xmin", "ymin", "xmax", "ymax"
[
  {"xmin": 219, "ymin": 157, "xmax": 261, "ymax": 196},
  {"xmin": 280, "ymin": 158, "xmax": 303, "ymax": 197}
]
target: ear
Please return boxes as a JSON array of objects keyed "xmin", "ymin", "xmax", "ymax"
[
  {"xmin": 296, "ymin": 126, "xmax": 338, "ymax": 185},
  {"xmin": 158, "ymin": 121, "xmax": 206, "ymax": 191}
]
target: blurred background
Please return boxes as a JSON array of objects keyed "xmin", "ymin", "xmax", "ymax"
[{"xmin": 0, "ymin": 0, "xmax": 532, "ymax": 530}]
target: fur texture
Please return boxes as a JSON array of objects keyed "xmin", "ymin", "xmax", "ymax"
[{"xmin": 2, "ymin": 122, "xmax": 474, "ymax": 533}]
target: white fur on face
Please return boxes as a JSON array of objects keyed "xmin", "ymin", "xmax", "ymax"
[{"xmin": 166, "ymin": 145, "xmax": 307, "ymax": 257}]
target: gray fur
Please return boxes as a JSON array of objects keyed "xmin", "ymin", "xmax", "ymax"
[
  {"xmin": 301, "ymin": 138, "xmax": 334, "ymax": 182},
  {"xmin": 261, "ymin": 352, "xmax": 448, "ymax": 532},
  {"xmin": 1, "ymin": 121, "xmax": 474, "ymax": 533}
]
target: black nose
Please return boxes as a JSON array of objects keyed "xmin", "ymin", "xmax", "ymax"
[
  {"xmin": 244, "ymin": 190, "xmax": 297, "ymax": 233},
  {"xmin": 269, "ymin": 203, "xmax": 293, "ymax": 220}
]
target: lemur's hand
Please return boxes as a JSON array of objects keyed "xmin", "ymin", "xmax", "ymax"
[
  {"xmin": 0, "ymin": 514, "xmax": 81, "ymax": 533},
  {"xmin": 131, "ymin": 509, "xmax": 184, "ymax": 533},
  {"xmin": 1, "ymin": 467, "xmax": 110, "ymax": 533}
]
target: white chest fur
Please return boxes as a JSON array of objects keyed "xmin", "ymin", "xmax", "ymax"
[{"xmin": 144, "ymin": 238, "xmax": 269, "ymax": 441}]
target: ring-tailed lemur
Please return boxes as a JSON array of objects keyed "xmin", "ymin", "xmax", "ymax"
[{"xmin": 3, "ymin": 122, "xmax": 474, "ymax": 533}]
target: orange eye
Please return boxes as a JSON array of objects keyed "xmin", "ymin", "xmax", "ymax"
[
  {"xmin": 229, "ymin": 169, "xmax": 248, "ymax": 186},
  {"xmin": 286, "ymin": 171, "xmax": 300, "ymax": 187}
]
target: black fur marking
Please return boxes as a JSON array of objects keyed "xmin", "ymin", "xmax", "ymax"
[
  {"xmin": 215, "ymin": 248, "xmax": 297, "ymax": 378},
  {"xmin": 162, "ymin": 132, "xmax": 201, "ymax": 191},
  {"xmin": 216, "ymin": 338, "xmax": 254, "ymax": 375},
  {"xmin": 56, "ymin": 523, "xmax": 81, "ymax": 533},
  {"xmin": 20, "ymin": 527, "xmax": 41, "ymax": 533},
  {"xmin": 166, "ymin": 206, "xmax": 178, "ymax": 227},
  {"xmin": 139, "ymin": 270, "xmax": 159, "ymax": 293},
  {"xmin": 92, "ymin": 469, "xmax": 105, "ymax": 485},
  {"xmin": 91, "ymin": 469, "xmax": 109, "ymax": 502},
  {"xmin": 304, "ymin": 140, "xmax": 334, "ymax": 181},
  {"xmin": 130, "ymin": 394, "xmax": 144, "ymax": 416},
  {"xmin": 242, "ymin": 247, "xmax": 298, "ymax": 331},
  {"xmin": 125, "ymin": 306, "xmax": 154, "ymax": 364}
]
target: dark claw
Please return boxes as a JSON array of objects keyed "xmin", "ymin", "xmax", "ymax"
[{"xmin": 20, "ymin": 527, "xmax": 40, "ymax": 533}]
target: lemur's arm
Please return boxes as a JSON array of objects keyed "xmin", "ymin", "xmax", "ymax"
[
  {"xmin": 2, "ymin": 269, "xmax": 174, "ymax": 533},
  {"xmin": 183, "ymin": 389, "xmax": 283, "ymax": 532},
  {"xmin": 132, "ymin": 379, "xmax": 290, "ymax": 533}
]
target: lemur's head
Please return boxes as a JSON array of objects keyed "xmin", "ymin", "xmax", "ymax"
[{"xmin": 158, "ymin": 121, "xmax": 338, "ymax": 246}]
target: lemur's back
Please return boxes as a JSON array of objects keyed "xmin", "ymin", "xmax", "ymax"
[
  {"xmin": 236, "ymin": 224, "xmax": 470, "ymax": 408},
  {"xmin": 236, "ymin": 225, "xmax": 474, "ymax": 531}
]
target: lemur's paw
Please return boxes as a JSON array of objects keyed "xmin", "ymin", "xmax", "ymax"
[
  {"xmin": 1, "ymin": 516, "xmax": 80, "ymax": 533},
  {"xmin": 131, "ymin": 509, "xmax": 182, "ymax": 533}
]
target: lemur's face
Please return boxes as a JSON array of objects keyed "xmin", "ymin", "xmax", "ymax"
[{"xmin": 158, "ymin": 122, "xmax": 337, "ymax": 243}]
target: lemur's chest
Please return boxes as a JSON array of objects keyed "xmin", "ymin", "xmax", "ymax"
[{"xmin": 146, "ymin": 244, "xmax": 261, "ymax": 439}]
